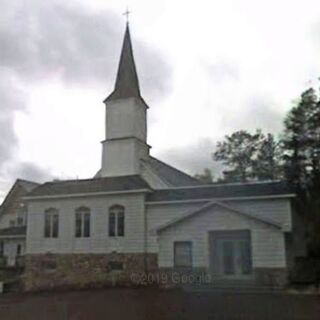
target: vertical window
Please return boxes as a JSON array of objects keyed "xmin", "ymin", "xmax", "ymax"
[
  {"xmin": 174, "ymin": 241, "xmax": 192, "ymax": 268},
  {"xmin": 75, "ymin": 207, "xmax": 90, "ymax": 238},
  {"xmin": 17, "ymin": 216, "xmax": 24, "ymax": 226},
  {"xmin": 109, "ymin": 212, "xmax": 115, "ymax": 237},
  {"xmin": 17, "ymin": 203, "xmax": 27, "ymax": 226},
  {"xmin": 17, "ymin": 244, "xmax": 22, "ymax": 256},
  {"xmin": 109, "ymin": 205, "xmax": 125, "ymax": 237},
  {"xmin": 44, "ymin": 208, "xmax": 59, "ymax": 238},
  {"xmin": 0, "ymin": 241, "xmax": 4, "ymax": 257},
  {"xmin": 222, "ymin": 241, "xmax": 234, "ymax": 275}
]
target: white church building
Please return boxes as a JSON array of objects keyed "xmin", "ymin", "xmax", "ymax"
[{"xmin": 0, "ymin": 24, "xmax": 304, "ymax": 291}]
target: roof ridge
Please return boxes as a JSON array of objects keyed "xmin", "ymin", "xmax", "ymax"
[
  {"xmin": 149, "ymin": 179, "xmax": 287, "ymax": 191},
  {"xmin": 25, "ymin": 175, "xmax": 151, "ymax": 198},
  {"xmin": 16, "ymin": 179, "xmax": 40, "ymax": 185},
  {"xmin": 38, "ymin": 174, "xmax": 142, "ymax": 185}
]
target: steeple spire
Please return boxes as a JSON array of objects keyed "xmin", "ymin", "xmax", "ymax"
[{"xmin": 104, "ymin": 24, "xmax": 141, "ymax": 103}]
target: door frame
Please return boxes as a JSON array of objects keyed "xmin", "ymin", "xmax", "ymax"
[{"xmin": 208, "ymin": 230, "xmax": 253, "ymax": 280}]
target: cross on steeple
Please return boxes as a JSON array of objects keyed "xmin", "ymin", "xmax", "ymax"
[{"xmin": 123, "ymin": 8, "xmax": 130, "ymax": 24}]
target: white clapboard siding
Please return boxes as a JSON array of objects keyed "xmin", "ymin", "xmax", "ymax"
[
  {"xmin": 26, "ymin": 193, "xmax": 146, "ymax": 254},
  {"xmin": 146, "ymin": 202, "xmax": 206, "ymax": 252},
  {"xmin": 157, "ymin": 206, "xmax": 286, "ymax": 269},
  {"xmin": 0, "ymin": 213, "xmax": 17, "ymax": 229},
  {"xmin": 146, "ymin": 198, "xmax": 291, "ymax": 253},
  {"xmin": 226, "ymin": 198, "xmax": 292, "ymax": 231}
]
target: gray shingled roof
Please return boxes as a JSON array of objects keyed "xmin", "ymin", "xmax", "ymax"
[
  {"xmin": 0, "ymin": 226, "xmax": 26, "ymax": 237},
  {"xmin": 26, "ymin": 175, "xmax": 150, "ymax": 198},
  {"xmin": 146, "ymin": 181, "xmax": 293, "ymax": 202},
  {"xmin": 144, "ymin": 157, "xmax": 201, "ymax": 187},
  {"xmin": 0, "ymin": 179, "xmax": 39, "ymax": 215},
  {"xmin": 18, "ymin": 180, "xmax": 40, "ymax": 192}
]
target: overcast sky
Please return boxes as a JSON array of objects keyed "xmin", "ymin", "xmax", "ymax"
[{"xmin": 1, "ymin": 0, "xmax": 320, "ymax": 201}]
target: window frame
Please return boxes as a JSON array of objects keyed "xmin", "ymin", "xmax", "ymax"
[
  {"xmin": 44, "ymin": 208, "xmax": 59, "ymax": 238},
  {"xmin": 0, "ymin": 241, "xmax": 4, "ymax": 257},
  {"xmin": 75, "ymin": 206, "xmax": 91, "ymax": 238},
  {"xmin": 108, "ymin": 205, "xmax": 125, "ymax": 237},
  {"xmin": 174, "ymin": 241, "xmax": 193, "ymax": 268},
  {"xmin": 16, "ymin": 244, "xmax": 22, "ymax": 256},
  {"xmin": 17, "ymin": 216, "xmax": 24, "ymax": 226}
]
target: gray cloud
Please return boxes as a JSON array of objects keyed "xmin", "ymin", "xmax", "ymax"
[
  {"xmin": 157, "ymin": 138, "xmax": 223, "ymax": 180},
  {"xmin": 157, "ymin": 95, "xmax": 284, "ymax": 181},
  {"xmin": 221, "ymin": 95, "xmax": 284, "ymax": 134},
  {"xmin": 0, "ymin": 0, "xmax": 172, "ymax": 94},
  {"xmin": 0, "ymin": 73, "xmax": 22, "ymax": 166},
  {"xmin": 0, "ymin": 0, "xmax": 172, "ymax": 198},
  {"xmin": 0, "ymin": 162, "xmax": 57, "ymax": 203},
  {"xmin": 135, "ymin": 42, "xmax": 172, "ymax": 103},
  {"xmin": 5, "ymin": 162, "xmax": 57, "ymax": 183},
  {"xmin": 203, "ymin": 60, "xmax": 240, "ymax": 84}
]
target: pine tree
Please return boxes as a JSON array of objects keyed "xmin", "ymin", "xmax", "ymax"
[
  {"xmin": 281, "ymin": 87, "xmax": 320, "ymax": 256},
  {"xmin": 254, "ymin": 133, "xmax": 283, "ymax": 180},
  {"xmin": 213, "ymin": 130, "xmax": 263, "ymax": 182},
  {"xmin": 282, "ymin": 88, "xmax": 318, "ymax": 192}
]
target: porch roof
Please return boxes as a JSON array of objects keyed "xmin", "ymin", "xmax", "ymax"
[
  {"xmin": 147, "ymin": 181, "xmax": 294, "ymax": 203},
  {"xmin": 0, "ymin": 226, "xmax": 26, "ymax": 238}
]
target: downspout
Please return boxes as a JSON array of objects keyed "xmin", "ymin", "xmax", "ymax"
[{"xmin": 143, "ymin": 193, "xmax": 148, "ymax": 273}]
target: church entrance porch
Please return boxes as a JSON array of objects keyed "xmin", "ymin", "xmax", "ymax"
[
  {"xmin": 209, "ymin": 230, "xmax": 253, "ymax": 281},
  {"xmin": 156, "ymin": 201, "xmax": 289, "ymax": 288}
]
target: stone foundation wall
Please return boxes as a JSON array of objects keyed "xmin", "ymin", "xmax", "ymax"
[
  {"xmin": 22, "ymin": 254, "xmax": 288, "ymax": 291},
  {"xmin": 23, "ymin": 253, "xmax": 158, "ymax": 292}
]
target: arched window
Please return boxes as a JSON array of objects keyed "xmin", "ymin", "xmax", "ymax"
[
  {"xmin": 75, "ymin": 206, "xmax": 90, "ymax": 238},
  {"xmin": 109, "ymin": 205, "xmax": 125, "ymax": 237},
  {"xmin": 44, "ymin": 208, "xmax": 59, "ymax": 238}
]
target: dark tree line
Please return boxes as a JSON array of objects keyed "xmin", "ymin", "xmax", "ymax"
[
  {"xmin": 213, "ymin": 130, "xmax": 282, "ymax": 182},
  {"xmin": 212, "ymin": 86, "xmax": 320, "ymax": 190},
  {"xmin": 195, "ymin": 85, "xmax": 320, "ymax": 255}
]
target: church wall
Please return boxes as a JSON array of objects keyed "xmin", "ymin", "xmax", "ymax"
[
  {"xmin": 26, "ymin": 193, "xmax": 146, "ymax": 254},
  {"xmin": 156, "ymin": 206, "xmax": 287, "ymax": 287},
  {"xmin": 101, "ymin": 139, "xmax": 149, "ymax": 177},
  {"xmin": 100, "ymin": 96, "xmax": 149, "ymax": 177},
  {"xmin": 157, "ymin": 206, "xmax": 286, "ymax": 269},
  {"xmin": 101, "ymin": 139, "xmax": 140, "ymax": 176},
  {"xmin": 226, "ymin": 198, "xmax": 292, "ymax": 231},
  {"xmin": 105, "ymin": 97, "xmax": 147, "ymax": 142},
  {"xmin": 146, "ymin": 198, "xmax": 291, "ymax": 253},
  {"xmin": 146, "ymin": 202, "xmax": 207, "ymax": 252},
  {"xmin": 0, "ymin": 213, "xmax": 16, "ymax": 229}
]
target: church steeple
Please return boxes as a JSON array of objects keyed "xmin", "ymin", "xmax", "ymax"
[
  {"xmin": 100, "ymin": 22, "xmax": 149, "ymax": 178},
  {"xmin": 104, "ymin": 24, "xmax": 141, "ymax": 103}
]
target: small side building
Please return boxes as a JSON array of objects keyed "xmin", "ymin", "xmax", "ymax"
[{"xmin": 0, "ymin": 180, "xmax": 39, "ymax": 268}]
